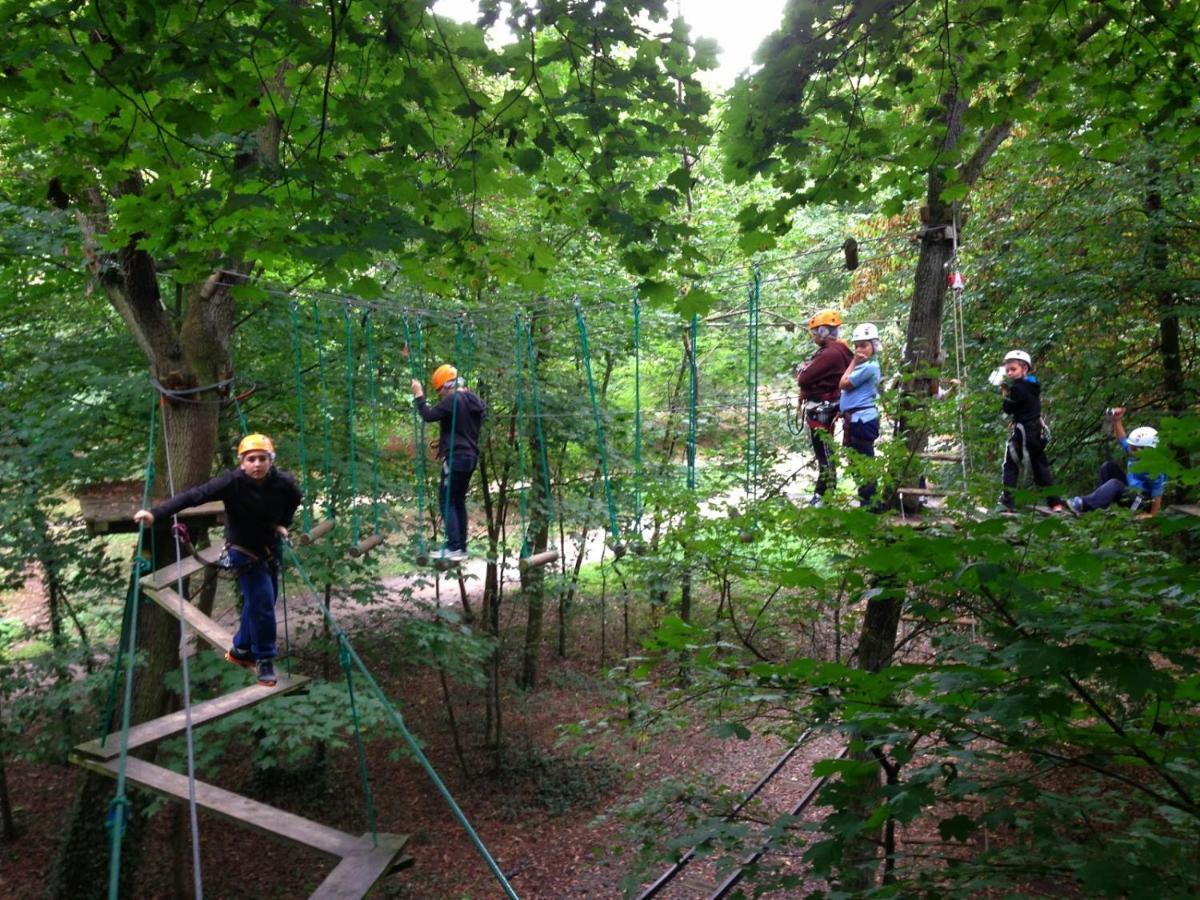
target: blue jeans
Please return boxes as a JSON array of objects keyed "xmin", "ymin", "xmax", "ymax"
[
  {"xmin": 844, "ymin": 417, "xmax": 880, "ymax": 504},
  {"xmin": 439, "ymin": 454, "xmax": 477, "ymax": 551},
  {"xmin": 228, "ymin": 547, "xmax": 277, "ymax": 660},
  {"xmin": 1080, "ymin": 460, "xmax": 1132, "ymax": 511}
]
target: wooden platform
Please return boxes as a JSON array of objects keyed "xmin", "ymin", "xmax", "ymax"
[
  {"xmin": 1170, "ymin": 504, "xmax": 1200, "ymax": 517},
  {"xmin": 79, "ymin": 480, "xmax": 226, "ymax": 536},
  {"xmin": 73, "ymin": 549, "xmax": 413, "ymax": 898}
]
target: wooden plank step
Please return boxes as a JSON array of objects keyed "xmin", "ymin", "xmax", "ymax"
[
  {"xmin": 144, "ymin": 544, "xmax": 224, "ymax": 590},
  {"xmin": 896, "ymin": 487, "xmax": 946, "ymax": 496},
  {"xmin": 918, "ymin": 452, "xmax": 963, "ymax": 462},
  {"xmin": 143, "ymin": 585, "xmax": 231, "ymax": 653},
  {"xmin": 72, "ymin": 755, "xmax": 365, "ymax": 858},
  {"xmin": 1170, "ymin": 504, "xmax": 1200, "ymax": 517},
  {"xmin": 311, "ymin": 834, "xmax": 412, "ymax": 899},
  {"xmin": 76, "ymin": 675, "xmax": 311, "ymax": 761}
]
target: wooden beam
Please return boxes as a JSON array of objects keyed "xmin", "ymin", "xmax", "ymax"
[
  {"xmin": 311, "ymin": 833, "xmax": 412, "ymax": 900},
  {"xmin": 1170, "ymin": 504, "xmax": 1200, "ymax": 517},
  {"xmin": 144, "ymin": 544, "xmax": 224, "ymax": 589},
  {"xmin": 72, "ymin": 755, "xmax": 365, "ymax": 858},
  {"xmin": 142, "ymin": 585, "xmax": 231, "ymax": 652},
  {"xmin": 76, "ymin": 675, "xmax": 310, "ymax": 761}
]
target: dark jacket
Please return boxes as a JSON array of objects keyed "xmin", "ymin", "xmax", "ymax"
[
  {"xmin": 1002, "ymin": 375, "xmax": 1042, "ymax": 425},
  {"xmin": 151, "ymin": 467, "xmax": 302, "ymax": 557},
  {"xmin": 796, "ymin": 341, "xmax": 853, "ymax": 401},
  {"xmin": 415, "ymin": 388, "xmax": 486, "ymax": 461}
]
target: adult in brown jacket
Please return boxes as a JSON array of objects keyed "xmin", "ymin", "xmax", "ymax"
[{"xmin": 794, "ymin": 309, "xmax": 853, "ymax": 506}]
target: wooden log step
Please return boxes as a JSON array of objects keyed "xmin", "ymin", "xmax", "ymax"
[
  {"xmin": 142, "ymin": 585, "xmax": 231, "ymax": 653},
  {"xmin": 311, "ymin": 833, "xmax": 412, "ymax": 900},
  {"xmin": 896, "ymin": 487, "xmax": 946, "ymax": 496},
  {"xmin": 73, "ymin": 755, "xmax": 367, "ymax": 858},
  {"xmin": 348, "ymin": 533, "xmax": 385, "ymax": 558},
  {"xmin": 518, "ymin": 550, "xmax": 559, "ymax": 572},
  {"xmin": 144, "ymin": 544, "xmax": 224, "ymax": 590},
  {"xmin": 76, "ymin": 674, "xmax": 310, "ymax": 761},
  {"xmin": 1170, "ymin": 504, "xmax": 1200, "ymax": 517},
  {"xmin": 918, "ymin": 452, "xmax": 963, "ymax": 462},
  {"xmin": 299, "ymin": 519, "xmax": 336, "ymax": 546}
]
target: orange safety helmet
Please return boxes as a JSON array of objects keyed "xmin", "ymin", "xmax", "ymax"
[
  {"xmin": 431, "ymin": 364, "xmax": 458, "ymax": 392},
  {"xmin": 809, "ymin": 309, "xmax": 842, "ymax": 330},
  {"xmin": 237, "ymin": 433, "xmax": 276, "ymax": 459}
]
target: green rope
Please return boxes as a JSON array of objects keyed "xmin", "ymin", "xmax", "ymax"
[
  {"xmin": 98, "ymin": 556, "xmax": 151, "ymax": 743},
  {"xmin": 513, "ymin": 314, "xmax": 531, "ymax": 557},
  {"xmin": 574, "ymin": 299, "xmax": 620, "ymax": 542},
  {"xmin": 440, "ymin": 319, "xmax": 463, "ymax": 551},
  {"xmin": 313, "ymin": 303, "xmax": 336, "ymax": 520},
  {"xmin": 523, "ymin": 318, "xmax": 554, "ymax": 540},
  {"xmin": 106, "ymin": 393, "xmax": 158, "ymax": 900},
  {"xmin": 231, "ymin": 390, "xmax": 250, "ymax": 435},
  {"xmin": 687, "ymin": 313, "xmax": 699, "ymax": 491},
  {"xmin": 343, "ymin": 305, "xmax": 360, "ymax": 545},
  {"xmin": 401, "ymin": 316, "xmax": 430, "ymax": 557},
  {"xmin": 338, "ymin": 635, "xmax": 380, "ymax": 846},
  {"xmin": 289, "ymin": 301, "xmax": 313, "ymax": 533},
  {"xmin": 746, "ymin": 271, "xmax": 761, "ymax": 506},
  {"xmin": 281, "ymin": 545, "xmax": 519, "ymax": 899},
  {"xmin": 364, "ymin": 311, "xmax": 383, "ymax": 536},
  {"xmin": 633, "ymin": 295, "xmax": 642, "ymax": 529},
  {"xmin": 280, "ymin": 562, "xmax": 291, "ymax": 677}
]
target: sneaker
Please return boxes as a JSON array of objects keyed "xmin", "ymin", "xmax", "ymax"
[
  {"xmin": 446, "ymin": 548, "xmax": 468, "ymax": 562},
  {"xmin": 807, "ymin": 495, "xmax": 824, "ymax": 509},
  {"xmin": 429, "ymin": 548, "xmax": 452, "ymax": 560},
  {"xmin": 225, "ymin": 647, "xmax": 255, "ymax": 671},
  {"xmin": 256, "ymin": 659, "xmax": 277, "ymax": 687},
  {"xmin": 1067, "ymin": 496, "xmax": 1084, "ymax": 517}
]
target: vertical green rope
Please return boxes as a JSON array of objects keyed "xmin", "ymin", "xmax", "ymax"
[
  {"xmin": 343, "ymin": 305, "xmax": 360, "ymax": 545},
  {"xmin": 574, "ymin": 299, "xmax": 620, "ymax": 542},
  {"xmin": 289, "ymin": 301, "xmax": 313, "ymax": 532},
  {"xmin": 633, "ymin": 295, "xmax": 642, "ymax": 529},
  {"xmin": 106, "ymin": 393, "xmax": 158, "ymax": 900},
  {"xmin": 440, "ymin": 320, "xmax": 463, "ymax": 551},
  {"xmin": 401, "ymin": 315, "xmax": 430, "ymax": 558},
  {"xmin": 231, "ymin": 391, "xmax": 250, "ymax": 435},
  {"xmin": 314, "ymin": 303, "xmax": 336, "ymax": 519},
  {"xmin": 513, "ymin": 314, "xmax": 531, "ymax": 557},
  {"xmin": 687, "ymin": 313, "xmax": 699, "ymax": 491},
  {"xmin": 364, "ymin": 311, "xmax": 383, "ymax": 536},
  {"xmin": 338, "ymin": 636, "xmax": 380, "ymax": 846},
  {"xmin": 746, "ymin": 270, "xmax": 761, "ymax": 506},
  {"xmin": 523, "ymin": 318, "xmax": 554, "ymax": 536}
]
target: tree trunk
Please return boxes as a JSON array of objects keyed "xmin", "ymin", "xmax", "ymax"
[
  {"xmin": 0, "ymin": 751, "xmax": 16, "ymax": 842},
  {"xmin": 519, "ymin": 505, "xmax": 550, "ymax": 690},
  {"xmin": 1145, "ymin": 155, "xmax": 1187, "ymax": 418}
]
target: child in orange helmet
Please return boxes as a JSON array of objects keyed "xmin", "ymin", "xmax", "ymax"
[
  {"xmin": 134, "ymin": 433, "xmax": 301, "ymax": 687},
  {"xmin": 412, "ymin": 365, "xmax": 487, "ymax": 561}
]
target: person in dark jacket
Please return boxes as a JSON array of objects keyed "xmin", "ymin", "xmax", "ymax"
[
  {"xmin": 133, "ymin": 433, "xmax": 301, "ymax": 686},
  {"xmin": 997, "ymin": 350, "xmax": 1062, "ymax": 512},
  {"xmin": 794, "ymin": 309, "xmax": 853, "ymax": 507},
  {"xmin": 411, "ymin": 364, "xmax": 487, "ymax": 561}
]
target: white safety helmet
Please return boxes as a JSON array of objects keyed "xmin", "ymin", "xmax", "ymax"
[
  {"xmin": 851, "ymin": 323, "xmax": 879, "ymax": 342},
  {"xmin": 1127, "ymin": 426, "xmax": 1159, "ymax": 449},
  {"xmin": 1003, "ymin": 349, "xmax": 1032, "ymax": 366}
]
